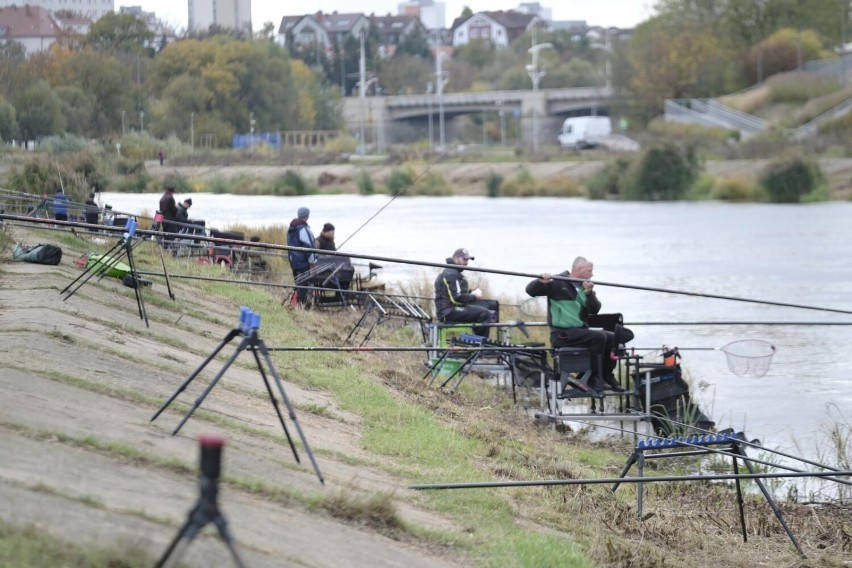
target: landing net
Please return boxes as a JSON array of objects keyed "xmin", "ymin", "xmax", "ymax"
[{"xmin": 721, "ymin": 339, "xmax": 776, "ymax": 377}]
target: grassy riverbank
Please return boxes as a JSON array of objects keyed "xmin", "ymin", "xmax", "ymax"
[{"xmin": 0, "ymin": 222, "xmax": 850, "ymax": 567}]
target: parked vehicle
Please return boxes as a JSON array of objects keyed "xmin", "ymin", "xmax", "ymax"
[{"xmin": 557, "ymin": 116, "xmax": 613, "ymax": 149}]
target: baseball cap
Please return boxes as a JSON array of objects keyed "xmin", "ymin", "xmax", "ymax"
[{"xmin": 453, "ymin": 248, "xmax": 474, "ymax": 260}]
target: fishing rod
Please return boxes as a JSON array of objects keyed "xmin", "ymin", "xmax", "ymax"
[
  {"xmin": 132, "ymin": 270, "xmax": 436, "ymax": 303},
  {"xmin": 264, "ymin": 345, "xmax": 547, "ymax": 353},
  {"xmin": 619, "ymin": 409, "xmax": 852, "ymax": 479},
  {"xmin": 626, "ymin": 321, "xmax": 852, "ymax": 326},
  {"xmin": 336, "ymin": 146, "xmax": 453, "ymax": 250},
  {"xmin": 7, "ymin": 213, "xmax": 852, "ymax": 316},
  {"xmin": 543, "ymin": 416, "xmax": 852, "ymax": 488},
  {"xmin": 409, "ymin": 470, "xmax": 852, "ymax": 490}
]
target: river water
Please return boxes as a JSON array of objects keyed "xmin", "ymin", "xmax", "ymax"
[{"xmin": 102, "ymin": 192, "xmax": 852, "ymax": 474}]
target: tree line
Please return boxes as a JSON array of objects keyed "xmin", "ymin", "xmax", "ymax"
[{"xmin": 0, "ymin": 0, "xmax": 848, "ymax": 146}]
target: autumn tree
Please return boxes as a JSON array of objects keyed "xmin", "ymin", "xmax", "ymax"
[
  {"xmin": 377, "ymin": 55, "xmax": 433, "ymax": 95},
  {"xmin": 626, "ymin": 15, "xmax": 731, "ymax": 117},
  {"xmin": 86, "ymin": 12, "xmax": 155, "ymax": 55},
  {"xmin": 0, "ymin": 99, "xmax": 18, "ymax": 141},
  {"xmin": 54, "ymin": 50, "xmax": 126, "ymax": 135},
  {"xmin": 14, "ymin": 81, "xmax": 66, "ymax": 140}
]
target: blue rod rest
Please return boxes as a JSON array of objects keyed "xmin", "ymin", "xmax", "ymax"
[
  {"xmin": 636, "ymin": 432, "xmax": 740, "ymax": 450},
  {"xmin": 238, "ymin": 306, "xmax": 261, "ymax": 336}
]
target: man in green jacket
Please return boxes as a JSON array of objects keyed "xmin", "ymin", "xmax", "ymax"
[{"xmin": 526, "ymin": 256, "xmax": 622, "ymax": 391}]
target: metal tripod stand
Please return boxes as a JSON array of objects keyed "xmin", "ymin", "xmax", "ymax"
[
  {"xmin": 155, "ymin": 434, "xmax": 245, "ymax": 568},
  {"xmin": 150, "ymin": 307, "xmax": 324, "ymax": 484},
  {"xmin": 60, "ymin": 217, "xmax": 150, "ymax": 327}
]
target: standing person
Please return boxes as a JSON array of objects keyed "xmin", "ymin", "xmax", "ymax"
[
  {"xmin": 84, "ymin": 193, "xmax": 99, "ymax": 225},
  {"xmin": 158, "ymin": 182, "xmax": 178, "ymax": 236},
  {"xmin": 158, "ymin": 148, "xmax": 165, "ymax": 166},
  {"xmin": 434, "ymin": 248, "xmax": 496, "ymax": 337},
  {"xmin": 525, "ymin": 256, "xmax": 624, "ymax": 392},
  {"xmin": 287, "ymin": 207, "xmax": 317, "ymax": 306},
  {"xmin": 53, "ymin": 186, "xmax": 69, "ymax": 221},
  {"xmin": 316, "ymin": 222, "xmax": 336, "ymax": 251}
]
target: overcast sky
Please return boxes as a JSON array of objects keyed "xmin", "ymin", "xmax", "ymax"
[{"xmin": 127, "ymin": 0, "xmax": 656, "ymax": 33}]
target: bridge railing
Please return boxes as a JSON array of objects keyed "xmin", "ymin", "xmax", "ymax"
[{"xmin": 384, "ymin": 86, "xmax": 614, "ymax": 108}]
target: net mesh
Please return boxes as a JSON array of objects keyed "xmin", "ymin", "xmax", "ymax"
[{"xmin": 721, "ymin": 339, "xmax": 776, "ymax": 377}]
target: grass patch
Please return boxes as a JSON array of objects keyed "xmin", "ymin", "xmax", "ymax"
[{"xmin": 0, "ymin": 519, "xmax": 155, "ymax": 568}]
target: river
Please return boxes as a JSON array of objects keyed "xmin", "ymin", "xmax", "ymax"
[{"xmin": 101, "ymin": 192, "xmax": 852, "ymax": 480}]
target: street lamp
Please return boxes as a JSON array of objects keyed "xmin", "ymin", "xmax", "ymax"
[
  {"xmin": 436, "ymin": 51, "xmax": 449, "ymax": 151},
  {"xmin": 527, "ymin": 38, "xmax": 552, "ymax": 153},
  {"xmin": 249, "ymin": 111, "xmax": 255, "ymax": 153},
  {"xmin": 190, "ymin": 112, "xmax": 195, "ymax": 152},
  {"xmin": 358, "ymin": 29, "xmax": 367, "ymax": 155},
  {"xmin": 356, "ymin": 77, "xmax": 378, "ymax": 153},
  {"xmin": 426, "ymin": 81, "xmax": 433, "ymax": 151}
]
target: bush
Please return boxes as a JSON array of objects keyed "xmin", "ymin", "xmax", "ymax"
[
  {"xmin": 710, "ymin": 175, "xmax": 766, "ymax": 202},
  {"xmin": 385, "ymin": 165, "xmax": 416, "ymax": 194},
  {"xmin": 38, "ymin": 134, "xmax": 92, "ymax": 153},
  {"xmin": 356, "ymin": 170, "xmax": 375, "ymax": 195},
  {"xmin": 412, "ymin": 170, "xmax": 451, "ymax": 196},
  {"xmin": 485, "ymin": 170, "xmax": 503, "ymax": 197},
  {"xmin": 116, "ymin": 160, "xmax": 145, "ymax": 175},
  {"xmin": 499, "ymin": 167, "xmax": 537, "ymax": 197},
  {"xmin": 622, "ymin": 145, "xmax": 700, "ymax": 201},
  {"xmin": 758, "ymin": 155, "xmax": 823, "ymax": 203},
  {"xmin": 273, "ymin": 170, "xmax": 314, "ymax": 196},
  {"xmin": 115, "ymin": 172, "xmax": 151, "ymax": 193},
  {"xmin": 324, "ymin": 133, "xmax": 357, "ymax": 154},
  {"xmin": 536, "ymin": 175, "xmax": 583, "ymax": 197},
  {"xmin": 585, "ymin": 157, "xmax": 633, "ymax": 200}
]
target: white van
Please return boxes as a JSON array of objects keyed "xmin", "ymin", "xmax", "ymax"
[{"xmin": 557, "ymin": 116, "xmax": 613, "ymax": 149}]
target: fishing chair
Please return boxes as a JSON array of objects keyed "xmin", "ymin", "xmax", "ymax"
[{"xmin": 551, "ymin": 313, "xmax": 630, "ymax": 411}]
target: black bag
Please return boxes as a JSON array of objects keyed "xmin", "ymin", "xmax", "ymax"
[{"xmin": 13, "ymin": 243, "xmax": 62, "ymax": 265}]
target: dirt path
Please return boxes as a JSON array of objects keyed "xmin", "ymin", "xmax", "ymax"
[{"xmin": 0, "ymin": 233, "xmax": 460, "ymax": 567}]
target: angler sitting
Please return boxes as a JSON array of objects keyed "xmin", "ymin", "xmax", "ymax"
[
  {"xmin": 526, "ymin": 256, "xmax": 626, "ymax": 392},
  {"xmin": 434, "ymin": 248, "xmax": 496, "ymax": 338}
]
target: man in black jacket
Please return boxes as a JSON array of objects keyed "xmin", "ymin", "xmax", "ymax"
[
  {"xmin": 434, "ymin": 248, "xmax": 496, "ymax": 337},
  {"xmin": 526, "ymin": 256, "xmax": 622, "ymax": 391}
]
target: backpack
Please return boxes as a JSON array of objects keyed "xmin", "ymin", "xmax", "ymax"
[{"xmin": 13, "ymin": 243, "xmax": 63, "ymax": 265}]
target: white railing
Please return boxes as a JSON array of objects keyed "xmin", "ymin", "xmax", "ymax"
[
  {"xmin": 664, "ymin": 99, "xmax": 769, "ymax": 138},
  {"xmin": 784, "ymin": 96, "xmax": 852, "ymax": 139}
]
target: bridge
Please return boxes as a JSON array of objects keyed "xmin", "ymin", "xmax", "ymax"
[{"xmin": 341, "ymin": 86, "xmax": 617, "ymax": 150}]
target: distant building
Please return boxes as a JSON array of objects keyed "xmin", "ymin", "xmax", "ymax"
[
  {"xmin": 397, "ymin": 0, "xmax": 445, "ymax": 31},
  {"xmin": 188, "ymin": 0, "xmax": 251, "ymax": 34},
  {"xmin": 370, "ymin": 13, "xmax": 428, "ymax": 58},
  {"xmin": 0, "ymin": 4, "xmax": 62, "ymax": 56},
  {"xmin": 277, "ymin": 12, "xmax": 370, "ymax": 51},
  {"xmin": 514, "ymin": 2, "xmax": 551, "ymax": 22},
  {"xmin": 0, "ymin": 0, "xmax": 113, "ymax": 20},
  {"xmin": 120, "ymin": 5, "xmax": 179, "ymax": 46},
  {"xmin": 450, "ymin": 10, "xmax": 541, "ymax": 48}
]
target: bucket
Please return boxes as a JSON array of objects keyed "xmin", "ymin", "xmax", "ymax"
[{"xmin": 429, "ymin": 358, "xmax": 463, "ymax": 378}]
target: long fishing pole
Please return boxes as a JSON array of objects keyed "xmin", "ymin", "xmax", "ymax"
[
  {"xmin": 543, "ymin": 415, "xmax": 852, "ymax": 488},
  {"xmin": 7, "ymin": 213, "xmax": 852, "ymax": 315},
  {"xmin": 409, "ymin": 470, "xmax": 852, "ymax": 490},
  {"xmin": 336, "ymin": 147, "xmax": 452, "ymax": 250},
  {"xmin": 133, "ymin": 270, "xmax": 436, "ymax": 302},
  {"xmin": 263, "ymin": 345, "xmax": 547, "ymax": 353},
  {"xmin": 621, "ymin": 409, "xmax": 852, "ymax": 478},
  {"xmin": 626, "ymin": 321, "xmax": 852, "ymax": 326}
]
